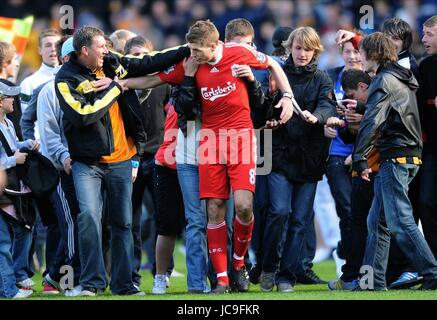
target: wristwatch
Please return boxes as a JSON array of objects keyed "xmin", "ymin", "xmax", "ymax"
[{"xmin": 282, "ymin": 92, "xmax": 293, "ymax": 99}]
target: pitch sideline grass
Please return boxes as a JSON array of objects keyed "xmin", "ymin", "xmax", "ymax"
[{"xmin": 17, "ymin": 244, "xmax": 437, "ymax": 300}]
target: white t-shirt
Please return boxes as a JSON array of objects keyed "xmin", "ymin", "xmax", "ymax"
[{"xmin": 175, "ymin": 116, "xmax": 202, "ymax": 165}]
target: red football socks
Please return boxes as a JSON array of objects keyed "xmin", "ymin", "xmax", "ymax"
[
  {"xmin": 232, "ymin": 214, "xmax": 254, "ymax": 271},
  {"xmin": 207, "ymin": 221, "xmax": 229, "ymax": 285}
]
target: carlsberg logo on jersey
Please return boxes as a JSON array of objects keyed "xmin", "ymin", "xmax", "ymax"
[{"xmin": 201, "ymin": 82, "xmax": 237, "ymax": 101}]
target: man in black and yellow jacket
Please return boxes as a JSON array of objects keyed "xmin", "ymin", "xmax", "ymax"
[{"xmin": 54, "ymin": 26, "xmax": 189, "ymax": 297}]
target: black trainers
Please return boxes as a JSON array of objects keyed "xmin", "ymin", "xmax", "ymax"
[
  {"xmin": 118, "ymin": 289, "xmax": 146, "ymax": 296},
  {"xmin": 296, "ymin": 269, "xmax": 328, "ymax": 285},
  {"xmin": 210, "ymin": 283, "xmax": 230, "ymax": 294},
  {"xmin": 419, "ymin": 279, "xmax": 437, "ymax": 290},
  {"xmin": 249, "ymin": 265, "xmax": 261, "ymax": 285},
  {"xmin": 230, "ymin": 267, "xmax": 250, "ymax": 292}
]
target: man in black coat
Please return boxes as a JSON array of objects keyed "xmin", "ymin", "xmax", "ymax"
[{"xmin": 418, "ymin": 15, "xmax": 437, "ymax": 262}]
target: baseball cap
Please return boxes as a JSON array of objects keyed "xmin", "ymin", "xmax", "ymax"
[
  {"xmin": 272, "ymin": 26, "xmax": 293, "ymax": 48},
  {"xmin": 0, "ymin": 79, "xmax": 20, "ymax": 97},
  {"xmin": 61, "ymin": 37, "xmax": 74, "ymax": 59}
]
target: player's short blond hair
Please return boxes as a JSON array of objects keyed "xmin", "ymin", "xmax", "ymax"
[
  {"xmin": 185, "ymin": 20, "xmax": 219, "ymax": 46},
  {"xmin": 283, "ymin": 26, "xmax": 324, "ymax": 59}
]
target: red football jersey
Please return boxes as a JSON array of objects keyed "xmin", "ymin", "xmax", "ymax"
[{"xmin": 159, "ymin": 42, "xmax": 269, "ymax": 132}]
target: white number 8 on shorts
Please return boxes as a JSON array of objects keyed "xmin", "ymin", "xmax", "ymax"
[{"xmin": 249, "ymin": 168, "xmax": 256, "ymax": 185}]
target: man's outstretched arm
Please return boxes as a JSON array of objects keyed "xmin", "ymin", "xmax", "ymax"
[{"xmin": 117, "ymin": 74, "xmax": 165, "ymax": 91}]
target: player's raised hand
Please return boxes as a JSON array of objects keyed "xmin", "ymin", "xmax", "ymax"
[
  {"xmin": 183, "ymin": 57, "xmax": 199, "ymax": 77},
  {"xmin": 235, "ymin": 64, "xmax": 255, "ymax": 82}
]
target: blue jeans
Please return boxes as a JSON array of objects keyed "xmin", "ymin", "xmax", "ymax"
[
  {"xmin": 72, "ymin": 160, "xmax": 136, "ymax": 294},
  {"xmin": 326, "ymin": 156, "xmax": 352, "ymax": 259},
  {"xmin": 296, "ymin": 213, "xmax": 316, "ymax": 275},
  {"xmin": 363, "ymin": 161, "xmax": 437, "ymax": 289},
  {"xmin": 177, "ymin": 164, "xmax": 209, "ymax": 292},
  {"xmin": 251, "ymin": 174, "xmax": 269, "ymax": 268},
  {"xmin": 262, "ymin": 172, "xmax": 317, "ymax": 285},
  {"xmin": 255, "ymin": 174, "xmax": 314, "ymax": 275},
  {"xmin": 11, "ymin": 221, "xmax": 33, "ymax": 282},
  {"xmin": 0, "ymin": 214, "xmax": 19, "ymax": 298}
]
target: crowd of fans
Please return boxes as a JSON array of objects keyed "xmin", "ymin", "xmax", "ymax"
[
  {"xmin": 1, "ymin": 0, "xmax": 437, "ymax": 299},
  {"xmin": 0, "ymin": 0, "xmax": 435, "ymax": 81}
]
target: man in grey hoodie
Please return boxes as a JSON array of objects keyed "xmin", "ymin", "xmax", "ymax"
[{"xmin": 36, "ymin": 36, "xmax": 81, "ymax": 295}]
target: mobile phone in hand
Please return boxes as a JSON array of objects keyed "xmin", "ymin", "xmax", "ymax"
[{"xmin": 341, "ymin": 99, "xmax": 357, "ymax": 109}]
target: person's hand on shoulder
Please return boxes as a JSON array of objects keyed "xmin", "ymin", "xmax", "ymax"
[
  {"xmin": 235, "ymin": 64, "xmax": 255, "ymax": 82},
  {"xmin": 94, "ymin": 77, "xmax": 113, "ymax": 92},
  {"xmin": 183, "ymin": 57, "xmax": 199, "ymax": 77}
]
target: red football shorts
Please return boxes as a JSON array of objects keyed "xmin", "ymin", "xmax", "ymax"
[{"xmin": 198, "ymin": 129, "xmax": 257, "ymax": 199}]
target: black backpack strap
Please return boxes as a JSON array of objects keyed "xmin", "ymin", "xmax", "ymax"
[{"xmin": 0, "ymin": 127, "xmax": 14, "ymax": 157}]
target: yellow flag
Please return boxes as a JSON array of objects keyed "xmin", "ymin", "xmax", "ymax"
[{"xmin": 0, "ymin": 16, "xmax": 34, "ymax": 61}]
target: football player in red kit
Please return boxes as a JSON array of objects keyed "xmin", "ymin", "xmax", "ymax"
[{"xmin": 119, "ymin": 20, "xmax": 294, "ymax": 293}]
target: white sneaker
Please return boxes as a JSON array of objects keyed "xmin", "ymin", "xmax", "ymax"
[
  {"xmin": 79, "ymin": 288, "xmax": 97, "ymax": 297},
  {"xmin": 65, "ymin": 285, "xmax": 83, "ymax": 297},
  {"xmin": 170, "ymin": 270, "xmax": 184, "ymax": 277},
  {"xmin": 333, "ymin": 249, "xmax": 345, "ymax": 278},
  {"xmin": 17, "ymin": 278, "xmax": 35, "ymax": 289},
  {"xmin": 152, "ymin": 274, "xmax": 167, "ymax": 295},
  {"xmin": 12, "ymin": 289, "xmax": 33, "ymax": 299}
]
